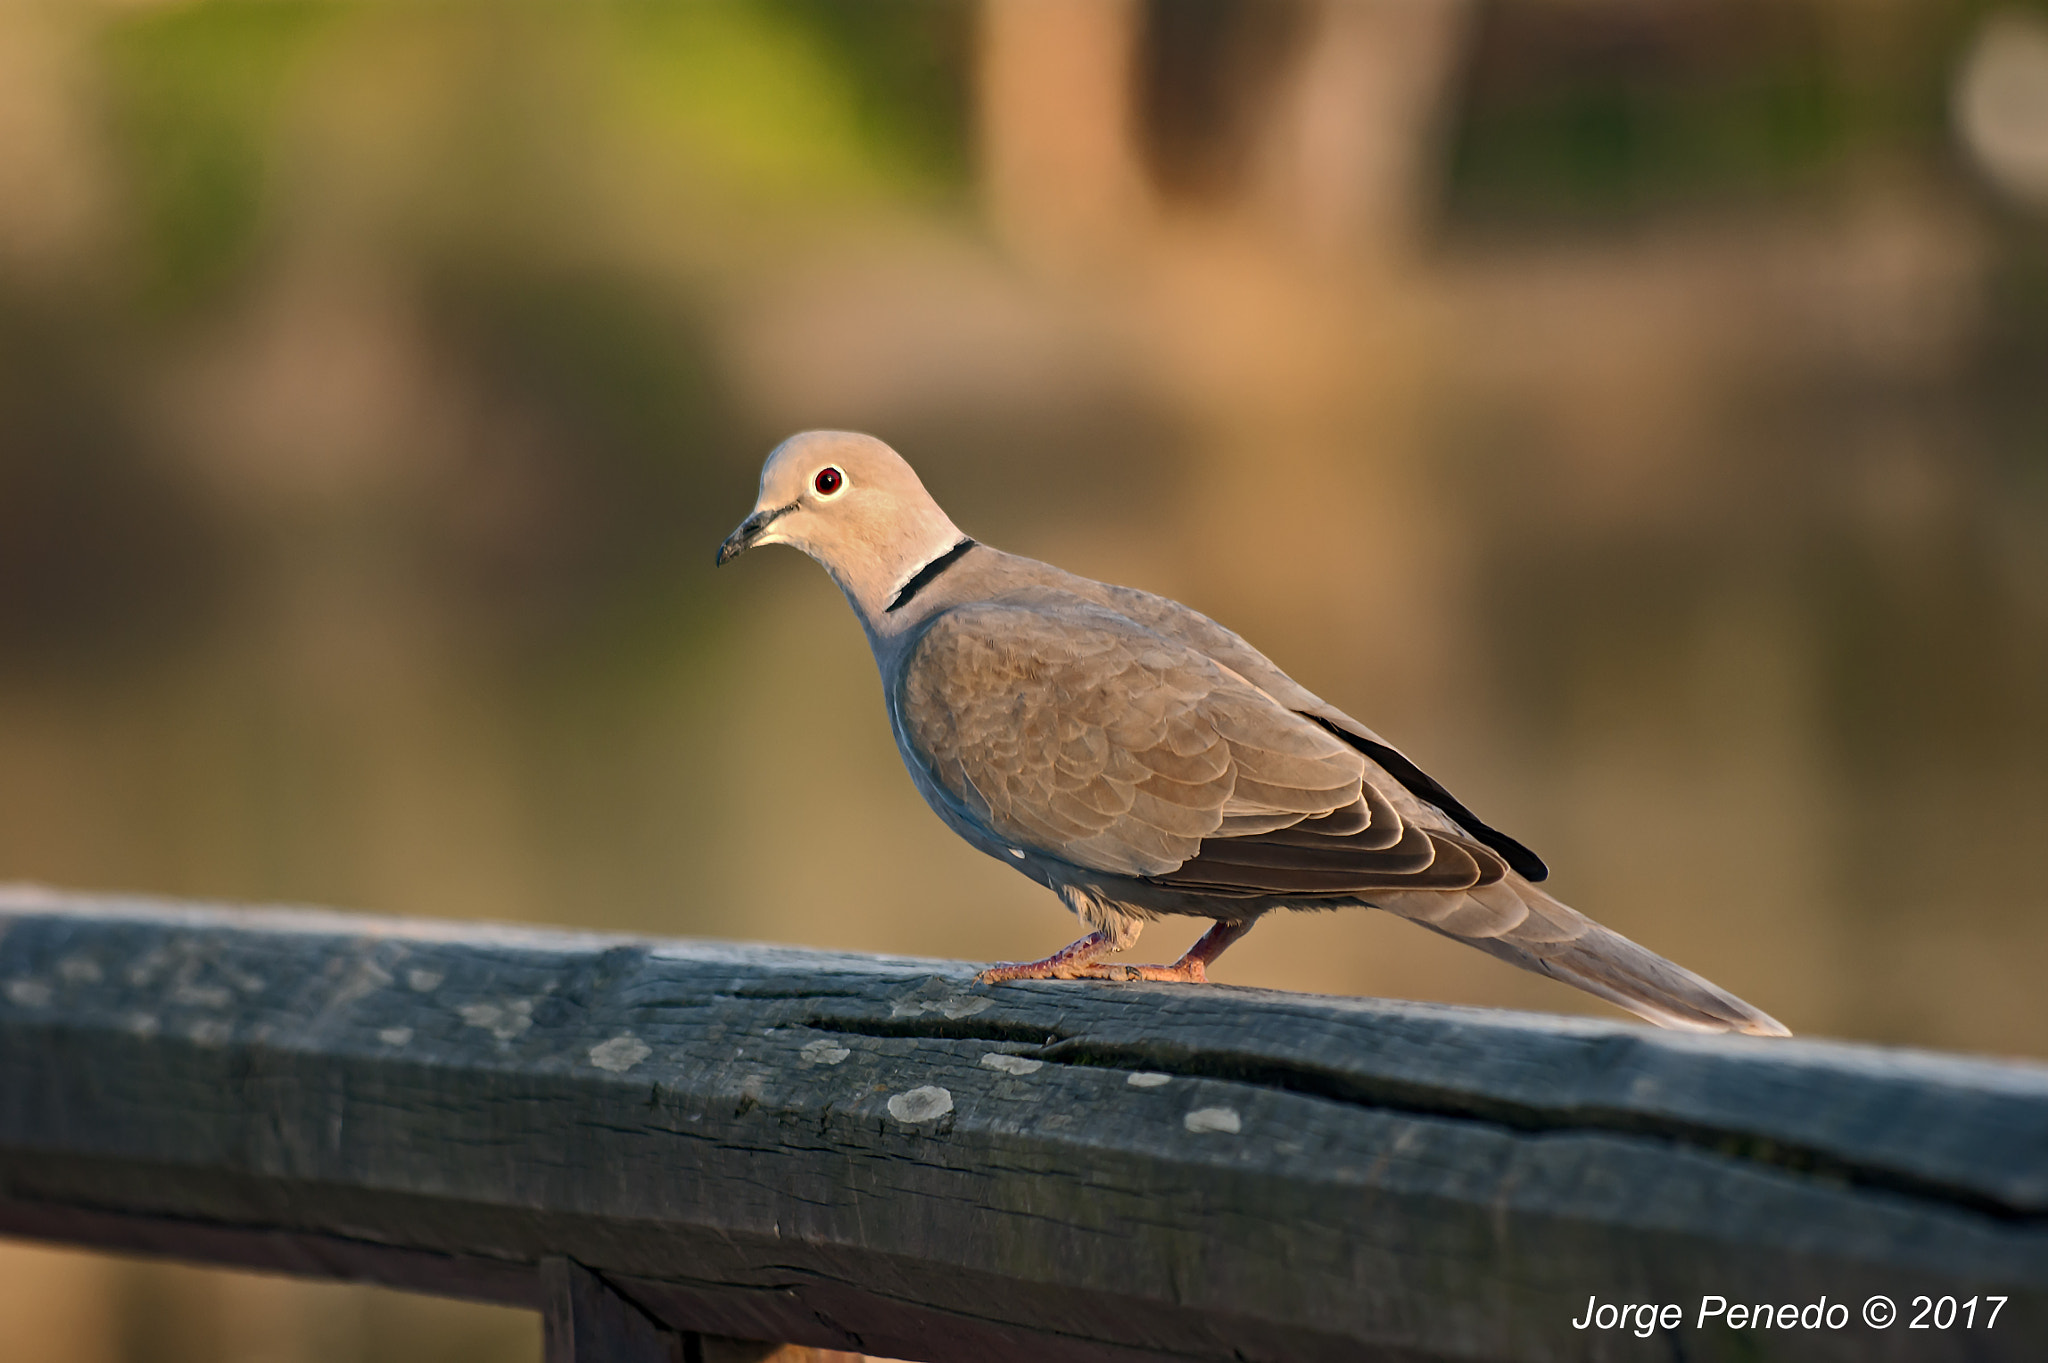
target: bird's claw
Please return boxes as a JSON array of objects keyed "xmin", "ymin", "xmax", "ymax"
[
  {"xmin": 975, "ymin": 957, "xmax": 1210, "ymax": 985},
  {"xmin": 976, "ymin": 928, "xmax": 1225, "ymax": 985}
]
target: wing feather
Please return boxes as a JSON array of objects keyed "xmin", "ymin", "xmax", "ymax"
[{"xmin": 900, "ymin": 599, "xmax": 1516, "ymax": 898}]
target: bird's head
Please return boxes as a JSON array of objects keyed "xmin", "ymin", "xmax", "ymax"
[{"xmin": 716, "ymin": 431, "xmax": 965, "ymax": 617}]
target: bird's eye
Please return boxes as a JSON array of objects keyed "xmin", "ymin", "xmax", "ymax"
[{"xmin": 814, "ymin": 467, "xmax": 844, "ymax": 496}]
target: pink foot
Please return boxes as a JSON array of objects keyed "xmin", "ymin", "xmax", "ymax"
[
  {"xmin": 975, "ymin": 932, "xmax": 1114, "ymax": 983},
  {"xmin": 976, "ymin": 920, "xmax": 1254, "ymax": 986}
]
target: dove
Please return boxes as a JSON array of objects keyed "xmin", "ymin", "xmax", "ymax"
[{"xmin": 716, "ymin": 431, "xmax": 1789, "ymax": 1036}]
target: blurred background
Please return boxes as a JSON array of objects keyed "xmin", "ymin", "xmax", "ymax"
[{"xmin": 1, "ymin": 0, "xmax": 2044, "ymax": 1357}]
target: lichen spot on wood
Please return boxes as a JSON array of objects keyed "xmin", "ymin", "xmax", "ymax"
[
  {"xmin": 981, "ymin": 1053, "xmax": 1043, "ymax": 1076},
  {"xmin": 1185, "ymin": 1107, "xmax": 1241, "ymax": 1135},
  {"xmin": 406, "ymin": 969, "xmax": 444, "ymax": 993},
  {"xmin": 589, "ymin": 1034, "xmax": 651, "ymax": 1072},
  {"xmin": 172, "ymin": 982, "xmax": 233, "ymax": 1009},
  {"xmin": 889, "ymin": 982, "xmax": 993, "ymax": 1020},
  {"xmin": 4, "ymin": 979, "xmax": 52, "ymax": 1008},
  {"xmin": 458, "ymin": 999, "xmax": 533, "ymax": 1042},
  {"xmin": 56, "ymin": 955, "xmax": 102, "ymax": 984},
  {"xmin": 377, "ymin": 1027, "xmax": 413, "ymax": 1047},
  {"xmin": 800, "ymin": 1038, "xmax": 851, "ymax": 1065},
  {"xmin": 887, "ymin": 1086, "xmax": 953, "ymax": 1124},
  {"xmin": 1126, "ymin": 1071, "xmax": 1171, "ymax": 1088}
]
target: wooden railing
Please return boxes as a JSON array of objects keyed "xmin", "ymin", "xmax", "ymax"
[{"xmin": 0, "ymin": 887, "xmax": 2043, "ymax": 1361}]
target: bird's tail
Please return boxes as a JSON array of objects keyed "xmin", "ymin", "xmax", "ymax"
[{"xmin": 1378, "ymin": 879, "xmax": 1791, "ymax": 1037}]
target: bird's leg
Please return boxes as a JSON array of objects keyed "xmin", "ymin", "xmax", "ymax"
[
  {"xmin": 975, "ymin": 931, "xmax": 1117, "ymax": 983},
  {"xmin": 1100, "ymin": 918, "xmax": 1256, "ymax": 983},
  {"xmin": 976, "ymin": 919, "xmax": 1257, "ymax": 985}
]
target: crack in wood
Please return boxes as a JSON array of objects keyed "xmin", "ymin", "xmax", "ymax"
[{"xmin": 805, "ymin": 1015, "xmax": 2045, "ymax": 1225}]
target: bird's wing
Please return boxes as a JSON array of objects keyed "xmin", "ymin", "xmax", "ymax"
[
  {"xmin": 898, "ymin": 599, "xmax": 1502, "ymax": 892},
  {"xmin": 1094, "ymin": 581, "xmax": 1549, "ymax": 881}
]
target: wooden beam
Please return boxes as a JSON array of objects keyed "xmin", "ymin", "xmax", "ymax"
[
  {"xmin": 544, "ymin": 1258, "xmax": 681, "ymax": 1363},
  {"xmin": 1, "ymin": 889, "xmax": 2044, "ymax": 1361}
]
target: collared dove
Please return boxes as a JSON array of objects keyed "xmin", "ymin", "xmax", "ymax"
[{"xmin": 717, "ymin": 431, "xmax": 1789, "ymax": 1036}]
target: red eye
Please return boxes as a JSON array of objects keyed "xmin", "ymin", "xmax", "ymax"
[{"xmin": 814, "ymin": 466, "xmax": 843, "ymax": 495}]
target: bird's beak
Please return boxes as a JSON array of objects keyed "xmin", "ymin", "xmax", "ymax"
[{"xmin": 715, "ymin": 502, "xmax": 795, "ymax": 566}]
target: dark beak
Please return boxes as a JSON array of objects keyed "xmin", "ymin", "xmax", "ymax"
[{"xmin": 714, "ymin": 502, "xmax": 795, "ymax": 566}]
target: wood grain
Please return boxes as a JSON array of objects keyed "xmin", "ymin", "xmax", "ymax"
[{"xmin": 1, "ymin": 888, "xmax": 2043, "ymax": 1361}]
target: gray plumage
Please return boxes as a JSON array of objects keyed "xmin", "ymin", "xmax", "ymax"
[{"xmin": 718, "ymin": 431, "xmax": 1788, "ymax": 1037}]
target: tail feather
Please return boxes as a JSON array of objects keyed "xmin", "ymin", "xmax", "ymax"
[{"xmin": 1379, "ymin": 881, "xmax": 1791, "ymax": 1037}]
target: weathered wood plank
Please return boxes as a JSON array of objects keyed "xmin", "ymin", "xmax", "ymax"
[{"xmin": 1, "ymin": 888, "xmax": 2044, "ymax": 1362}]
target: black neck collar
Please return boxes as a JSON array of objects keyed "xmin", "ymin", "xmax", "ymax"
[{"xmin": 886, "ymin": 537, "xmax": 976, "ymax": 613}]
